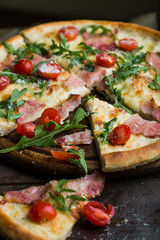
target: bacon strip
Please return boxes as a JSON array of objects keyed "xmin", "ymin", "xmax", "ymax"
[
  {"xmin": 56, "ymin": 129, "xmax": 93, "ymax": 146},
  {"xmin": 56, "ymin": 94, "xmax": 81, "ymax": 121},
  {"xmin": 30, "ymin": 53, "xmax": 48, "ymax": 67},
  {"xmin": 124, "ymin": 113, "xmax": 160, "ymax": 137},
  {"xmin": 82, "ymin": 32, "xmax": 116, "ymax": 51},
  {"xmin": 146, "ymin": 52, "xmax": 160, "ymax": 73},
  {"xmin": 63, "ymin": 72, "xmax": 85, "ymax": 90},
  {"xmin": 0, "ymin": 54, "xmax": 14, "ymax": 71},
  {"xmin": 140, "ymin": 99, "xmax": 160, "ymax": 122}
]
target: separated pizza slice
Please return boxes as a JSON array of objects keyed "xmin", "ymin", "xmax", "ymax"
[
  {"xmin": 0, "ymin": 171, "xmax": 105, "ymax": 240},
  {"xmin": 84, "ymin": 97, "xmax": 160, "ymax": 172}
]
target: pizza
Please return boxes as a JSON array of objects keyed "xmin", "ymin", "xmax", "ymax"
[{"xmin": 0, "ymin": 19, "xmax": 160, "ymax": 239}]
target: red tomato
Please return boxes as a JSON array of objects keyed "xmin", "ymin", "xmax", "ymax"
[
  {"xmin": 28, "ymin": 202, "xmax": 57, "ymax": 224},
  {"xmin": 39, "ymin": 63, "xmax": 61, "ymax": 80},
  {"xmin": 37, "ymin": 108, "xmax": 60, "ymax": 131},
  {"xmin": 96, "ymin": 53, "xmax": 117, "ymax": 68},
  {"xmin": 16, "ymin": 122, "xmax": 36, "ymax": 138},
  {"xmin": 109, "ymin": 124, "xmax": 131, "ymax": 145},
  {"xmin": 51, "ymin": 150, "xmax": 79, "ymax": 162},
  {"xmin": 0, "ymin": 76, "xmax": 10, "ymax": 90},
  {"xmin": 14, "ymin": 59, "xmax": 33, "ymax": 75},
  {"xmin": 59, "ymin": 26, "xmax": 79, "ymax": 41},
  {"xmin": 119, "ymin": 38, "xmax": 138, "ymax": 51},
  {"xmin": 83, "ymin": 201, "xmax": 115, "ymax": 227}
]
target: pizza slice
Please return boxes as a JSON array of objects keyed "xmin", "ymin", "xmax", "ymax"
[
  {"xmin": 0, "ymin": 171, "xmax": 105, "ymax": 240},
  {"xmin": 84, "ymin": 97, "xmax": 160, "ymax": 172}
]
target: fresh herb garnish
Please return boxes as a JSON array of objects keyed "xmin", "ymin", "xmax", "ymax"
[
  {"xmin": 3, "ymin": 42, "xmax": 48, "ymax": 60},
  {"xmin": 79, "ymin": 24, "xmax": 118, "ymax": 39},
  {"xmin": 31, "ymin": 60, "xmax": 50, "ymax": 74},
  {"xmin": 49, "ymin": 179, "xmax": 86, "ymax": 215},
  {"xmin": 0, "ymin": 108, "xmax": 87, "ymax": 153},
  {"xmin": 68, "ymin": 148, "xmax": 87, "ymax": 174},
  {"xmin": 84, "ymin": 95, "xmax": 96, "ymax": 103},
  {"xmin": 0, "ymin": 88, "xmax": 27, "ymax": 120},
  {"xmin": 148, "ymin": 68, "xmax": 160, "ymax": 91},
  {"xmin": 99, "ymin": 118, "xmax": 117, "ymax": 143}
]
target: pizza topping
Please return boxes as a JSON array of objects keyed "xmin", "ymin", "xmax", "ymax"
[
  {"xmin": 140, "ymin": 98, "xmax": 160, "ymax": 122},
  {"xmin": 148, "ymin": 68, "xmax": 160, "ymax": 91},
  {"xmin": 1, "ymin": 185, "xmax": 49, "ymax": 204},
  {"xmin": 119, "ymin": 38, "xmax": 138, "ymax": 51},
  {"xmin": 59, "ymin": 26, "xmax": 79, "ymax": 41},
  {"xmin": 108, "ymin": 124, "xmax": 131, "ymax": 145},
  {"xmin": 0, "ymin": 54, "xmax": 14, "ymax": 71},
  {"xmin": 99, "ymin": 118, "xmax": 117, "ymax": 143},
  {"xmin": 51, "ymin": 150, "xmax": 79, "ymax": 162},
  {"xmin": 0, "ymin": 76, "xmax": 10, "ymax": 90},
  {"xmin": 28, "ymin": 202, "xmax": 57, "ymax": 224},
  {"xmin": 39, "ymin": 63, "xmax": 62, "ymax": 80},
  {"xmin": 38, "ymin": 108, "xmax": 60, "ymax": 132},
  {"xmin": 13, "ymin": 59, "xmax": 33, "ymax": 75},
  {"xmin": 30, "ymin": 53, "xmax": 49, "ymax": 67},
  {"xmin": 56, "ymin": 94, "xmax": 81, "ymax": 121},
  {"xmin": 63, "ymin": 72, "xmax": 85, "ymax": 90},
  {"xmin": 17, "ymin": 100, "xmax": 45, "ymax": 124},
  {"xmin": 83, "ymin": 201, "xmax": 115, "ymax": 226},
  {"xmin": 17, "ymin": 122, "xmax": 36, "ymax": 138},
  {"xmin": 146, "ymin": 52, "xmax": 160, "ymax": 74},
  {"xmin": 56, "ymin": 129, "xmax": 93, "ymax": 146},
  {"xmin": 96, "ymin": 53, "xmax": 117, "ymax": 68},
  {"xmin": 62, "ymin": 145, "xmax": 80, "ymax": 151}
]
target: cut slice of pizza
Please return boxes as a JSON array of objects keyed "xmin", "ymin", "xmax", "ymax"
[
  {"xmin": 84, "ymin": 97, "xmax": 160, "ymax": 172},
  {"xmin": 0, "ymin": 171, "xmax": 105, "ymax": 240}
]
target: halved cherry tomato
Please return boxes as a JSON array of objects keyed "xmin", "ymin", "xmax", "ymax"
[
  {"xmin": 59, "ymin": 26, "xmax": 79, "ymax": 41},
  {"xmin": 37, "ymin": 108, "xmax": 60, "ymax": 131},
  {"xmin": 39, "ymin": 63, "xmax": 61, "ymax": 80},
  {"xmin": 16, "ymin": 122, "xmax": 36, "ymax": 138},
  {"xmin": 119, "ymin": 38, "xmax": 138, "ymax": 51},
  {"xmin": 83, "ymin": 201, "xmax": 115, "ymax": 227},
  {"xmin": 28, "ymin": 202, "xmax": 57, "ymax": 224},
  {"xmin": 96, "ymin": 53, "xmax": 117, "ymax": 68},
  {"xmin": 14, "ymin": 59, "xmax": 33, "ymax": 75},
  {"xmin": 0, "ymin": 76, "xmax": 10, "ymax": 90},
  {"xmin": 109, "ymin": 124, "xmax": 131, "ymax": 145},
  {"xmin": 51, "ymin": 150, "xmax": 79, "ymax": 162}
]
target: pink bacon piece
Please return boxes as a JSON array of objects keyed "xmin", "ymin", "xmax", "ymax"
[
  {"xmin": 63, "ymin": 72, "xmax": 85, "ymax": 90},
  {"xmin": 146, "ymin": 52, "xmax": 160, "ymax": 74},
  {"xmin": 56, "ymin": 129, "xmax": 93, "ymax": 146},
  {"xmin": 124, "ymin": 113, "xmax": 160, "ymax": 137},
  {"xmin": 140, "ymin": 99, "xmax": 160, "ymax": 122},
  {"xmin": 30, "ymin": 53, "xmax": 48, "ymax": 67}
]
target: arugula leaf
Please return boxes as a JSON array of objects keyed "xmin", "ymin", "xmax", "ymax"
[
  {"xmin": 49, "ymin": 179, "xmax": 86, "ymax": 215},
  {"xmin": 84, "ymin": 95, "xmax": 96, "ymax": 103},
  {"xmin": 0, "ymin": 108, "xmax": 87, "ymax": 153},
  {"xmin": 68, "ymin": 148, "xmax": 87, "ymax": 174},
  {"xmin": 31, "ymin": 60, "xmax": 50, "ymax": 74},
  {"xmin": 99, "ymin": 118, "xmax": 117, "ymax": 143},
  {"xmin": 79, "ymin": 24, "xmax": 118, "ymax": 39},
  {"xmin": 0, "ymin": 88, "xmax": 27, "ymax": 120},
  {"xmin": 82, "ymin": 61, "xmax": 95, "ymax": 72},
  {"xmin": 148, "ymin": 68, "xmax": 160, "ymax": 90}
]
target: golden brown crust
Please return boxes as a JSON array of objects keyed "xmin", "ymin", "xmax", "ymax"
[{"xmin": 102, "ymin": 140, "xmax": 160, "ymax": 172}]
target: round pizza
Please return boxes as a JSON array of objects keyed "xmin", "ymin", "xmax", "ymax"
[{"xmin": 0, "ymin": 19, "xmax": 160, "ymax": 239}]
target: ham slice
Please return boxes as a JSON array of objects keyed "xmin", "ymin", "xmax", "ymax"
[
  {"xmin": 63, "ymin": 72, "xmax": 85, "ymax": 90},
  {"xmin": 0, "ymin": 54, "xmax": 14, "ymax": 71},
  {"xmin": 146, "ymin": 52, "xmax": 160, "ymax": 73},
  {"xmin": 56, "ymin": 94, "xmax": 81, "ymax": 121},
  {"xmin": 56, "ymin": 129, "xmax": 93, "ymax": 146},
  {"xmin": 82, "ymin": 32, "xmax": 116, "ymax": 51},
  {"xmin": 17, "ymin": 100, "xmax": 46, "ymax": 124},
  {"xmin": 78, "ymin": 66, "xmax": 106, "ymax": 87},
  {"xmin": 1, "ymin": 185, "xmax": 49, "ymax": 204},
  {"xmin": 30, "ymin": 53, "xmax": 48, "ymax": 67},
  {"xmin": 140, "ymin": 99, "xmax": 160, "ymax": 122},
  {"xmin": 124, "ymin": 113, "xmax": 160, "ymax": 137}
]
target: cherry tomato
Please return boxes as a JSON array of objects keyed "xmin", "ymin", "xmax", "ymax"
[
  {"xmin": 59, "ymin": 26, "xmax": 79, "ymax": 41},
  {"xmin": 28, "ymin": 202, "xmax": 57, "ymax": 224},
  {"xmin": 109, "ymin": 124, "xmax": 131, "ymax": 145},
  {"xmin": 119, "ymin": 38, "xmax": 138, "ymax": 51},
  {"xmin": 37, "ymin": 108, "xmax": 60, "ymax": 131},
  {"xmin": 0, "ymin": 76, "xmax": 10, "ymax": 90},
  {"xmin": 83, "ymin": 201, "xmax": 115, "ymax": 227},
  {"xmin": 16, "ymin": 122, "xmax": 36, "ymax": 138},
  {"xmin": 14, "ymin": 59, "xmax": 33, "ymax": 75},
  {"xmin": 51, "ymin": 150, "xmax": 79, "ymax": 162},
  {"xmin": 96, "ymin": 53, "xmax": 117, "ymax": 68},
  {"xmin": 39, "ymin": 63, "xmax": 61, "ymax": 80}
]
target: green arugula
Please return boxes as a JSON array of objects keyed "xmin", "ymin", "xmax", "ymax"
[
  {"xmin": 31, "ymin": 60, "xmax": 50, "ymax": 74},
  {"xmin": 3, "ymin": 42, "xmax": 48, "ymax": 60},
  {"xmin": 84, "ymin": 94, "xmax": 96, "ymax": 103},
  {"xmin": 0, "ymin": 88, "xmax": 27, "ymax": 120},
  {"xmin": 82, "ymin": 61, "xmax": 95, "ymax": 72},
  {"xmin": 0, "ymin": 108, "xmax": 87, "ymax": 153},
  {"xmin": 148, "ymin": 68, "xmax": 160, "ymax": 90},
  {"xmin": 79, "ymin": 24, "xmax": 118, "ymax": 39},
  {"xmin": 68, "ymin": 148, "xmax": 87, "ymax": 174},
  {"xmin": 49, "ymin": 179, "xmax": 86, "ymax": 215},
  {"xmin": 99, "ymin": 118, "xmax": 117, "ymax": 143}
]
